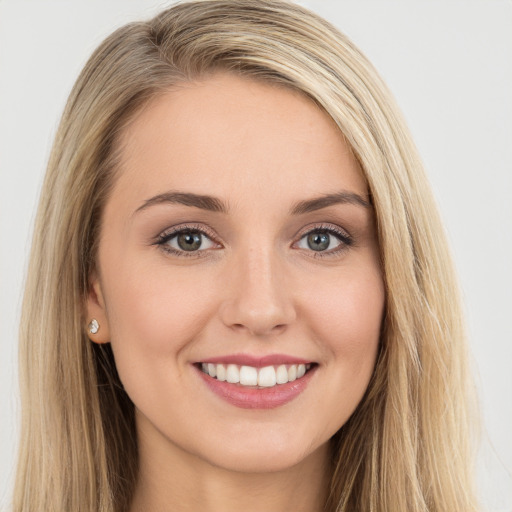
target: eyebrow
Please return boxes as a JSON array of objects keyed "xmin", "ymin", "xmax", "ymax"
[
  {"xmin": 135, "ymin": 191, "xmax": 228, "ymax": 214},
  {"xmin": 134, "ymin": 190, "xmax": 371, "ymax": 216},
  {"xmin": 290, "ymin": 191, "xmax": 371, "ymax": 214}
]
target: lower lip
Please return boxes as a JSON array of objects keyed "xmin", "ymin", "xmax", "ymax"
[{"xmin": 195, "ymin": 365, "xmax": 317, "ymax": 409}]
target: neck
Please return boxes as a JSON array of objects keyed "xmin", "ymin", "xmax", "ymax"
[{"xmin": 129, "ymin": 418, "xmax": 331, "ymax": 512}]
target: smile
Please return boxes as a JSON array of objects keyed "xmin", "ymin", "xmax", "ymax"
[
  {"xmin": 200, "ymin": 363, "xmax": 312, "ymax": 388},
  {"xmin": 195, "ymin": 357, "xmax": 318, "ymax": 409}
]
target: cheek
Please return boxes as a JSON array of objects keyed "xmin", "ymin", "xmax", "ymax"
[
  {"xmin": 308, "ymin": 264, "xmax": 384, "ymax": 348},
  {"xmin": 101, "ymin": 259, "xmax": 218, "ymax": 381},
  {"xmin": 304, "ymin": 264, "xmax": 384, "ymax": 396}
]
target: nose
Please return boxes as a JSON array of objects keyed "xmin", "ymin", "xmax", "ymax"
[{"xmin": 219, "ymin": 245, "xmax": 297, "ymax": 337}]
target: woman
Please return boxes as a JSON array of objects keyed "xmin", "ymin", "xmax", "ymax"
[{"xmin": 13, "ymin": 1, "xmax": 480, "ymax": 511}]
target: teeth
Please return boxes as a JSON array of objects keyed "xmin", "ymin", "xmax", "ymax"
[
  {"xmin": 276, "ymin": 364, "xmax": 288, "ymax": 384},
  {"xmin": 216, "ymin": 364, "xmax": 226, "ymax": 382},
  {"xmin": 226, "ymin": 364, "xmax": 240, "ymax": 384},
  {"xmin": 239, "ymin": 365, "xmax": 258, "ymax": 386},
  {"xmin": 200, "ymin": 362, "xmax": 312, "ymax": 388},
  {"xmin": 207, "ymin": 363, "xmax": 217, "ymax": 378},
  {"xmin": 258, "ymin": 366, "xmax": 276, "ymax": 387}
]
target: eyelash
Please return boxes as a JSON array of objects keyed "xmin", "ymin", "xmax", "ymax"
[
  {"xmin": 299, "ymin": 224, "xmax": 354, "ymax": 258},
  {"xmin": 155, "ymin": 223, "xmax": 219, "ymax": 259},
  {"xmin": 154, "ymin": 223, "xmax": 354, "ymax": 259}
]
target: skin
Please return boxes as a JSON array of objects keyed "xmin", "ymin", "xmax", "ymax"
[{"xmin": 87, "ymin": 73, "xmax": 385, "ymax": 512}]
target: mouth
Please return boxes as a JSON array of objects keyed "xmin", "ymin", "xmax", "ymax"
[
  {"xmin": 194, "ymin": 357, "xmax": 318, "ymax": 409},
  {"xmin": 197, "ymin": 362, "xmax": 314, "ymax": 389}
]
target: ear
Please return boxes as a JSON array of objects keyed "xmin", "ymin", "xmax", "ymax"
[{"xmin": 86, "ymin": 272, "xmax": 111, "ymax": 344}]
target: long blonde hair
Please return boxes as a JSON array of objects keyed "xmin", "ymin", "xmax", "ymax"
[{"xmin": 14, "ymin": 1, "xmax": 479, "ymax": 511}]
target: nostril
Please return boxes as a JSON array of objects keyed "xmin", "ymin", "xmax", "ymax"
[
  {"xmin": 229, "ymin": 321, "xmax": 288, "ymax": 337},
  {"xmin": 217, "ymin": 271, "xmax": 297, "ymax": 335}
]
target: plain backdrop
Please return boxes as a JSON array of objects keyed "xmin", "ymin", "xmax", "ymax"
[{"xmin": 0, "ymin": 1, "xmax": 511, "ymax": 510}]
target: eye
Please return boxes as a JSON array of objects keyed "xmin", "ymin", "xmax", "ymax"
[
  {"xmin": 295, "ymin": 226, "xmax": 353, "ymax": 255},
  {"xmin": 156, "ymin": 226, "xmax": 219, "ymax": 256}
]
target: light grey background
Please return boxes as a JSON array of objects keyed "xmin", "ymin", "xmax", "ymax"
[{"xmin": 1, "ymin": 1, "xmax": 511, "ymax": 510}]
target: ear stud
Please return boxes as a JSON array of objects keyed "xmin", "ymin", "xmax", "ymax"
[{"xmin": 88, "ymin": 319, "xmax": 99, "ymax": 334}]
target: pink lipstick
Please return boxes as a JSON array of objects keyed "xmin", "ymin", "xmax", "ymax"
[{"xmin": 194, "ymin": 354, "xmax": 317, "ymax": 409}]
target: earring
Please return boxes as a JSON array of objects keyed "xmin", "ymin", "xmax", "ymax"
[{"xmin": 88, "ymin": 319, "xmax": 99, "ymax": 334}]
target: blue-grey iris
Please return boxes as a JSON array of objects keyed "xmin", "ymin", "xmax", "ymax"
[
  {"xmin": 177, "ymin": 232, "xmax": 202, "ymax": 251},
  {"xmin": 308, "ymin": 232, "xmax": 330, "ymax": 251}
]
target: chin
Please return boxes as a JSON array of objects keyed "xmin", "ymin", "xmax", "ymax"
[{"xmin": 192, "ymin": 432, "xmax": 326, "ymax": 474}]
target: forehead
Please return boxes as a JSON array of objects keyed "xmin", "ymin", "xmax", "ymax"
[{"xmin": 110, "ymin": 72, "xmax": 367, "ymax": 212}]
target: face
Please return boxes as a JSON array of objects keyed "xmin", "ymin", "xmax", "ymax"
[{"xmin": 88, "ymin": 73, "xmax": 385, "ymax": 474}]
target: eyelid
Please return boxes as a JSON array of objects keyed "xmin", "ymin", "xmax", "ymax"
[
  {"xmin": 154, "ymin": 223, "xmax": 223, "ymax": 257},
  {"xmin": 292, "ymin": 223, "xmax": 354, "ymax": 257},
  {"xmin": 153, "ymin": 221, "xmax": 354, "ymax": 259}
]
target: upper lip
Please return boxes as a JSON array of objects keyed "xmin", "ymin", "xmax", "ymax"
[{"xmin": 198, "ymin": 353, "xmax": 313, "ymax": 367}]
